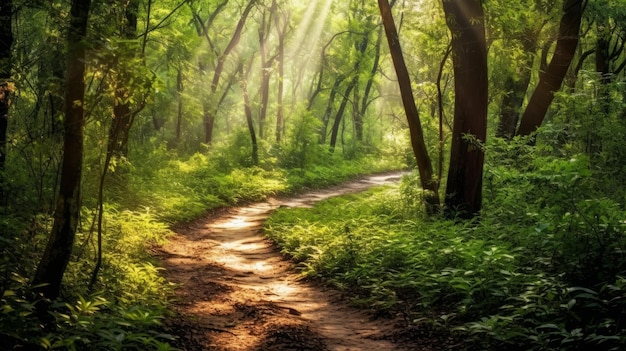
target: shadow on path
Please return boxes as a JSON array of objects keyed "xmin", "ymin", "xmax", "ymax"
[{"xmin": 157, "ymin": 172, "xmax": 413, "ymax": 351}]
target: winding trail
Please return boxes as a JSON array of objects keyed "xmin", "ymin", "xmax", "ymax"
[{"xmin": 157, "ymin": 172, "xmax": 410, "ymax": 350}]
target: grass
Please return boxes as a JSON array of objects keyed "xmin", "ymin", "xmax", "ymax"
[
  {"xmin": 0, "ymin": 145, "xmax": 405, "ymax": 350},
  {"xmin": 263, "ymin": 167, "xmax": 626, "ymax": 350}
]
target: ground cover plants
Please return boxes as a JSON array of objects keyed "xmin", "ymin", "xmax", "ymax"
[
  {"xmin": 0, "ymin": 142, "xmax": 403, "ymax": 350},
  {"xmin": 264, "ymin": 139, "xmax": 626, "ymax": 351}
]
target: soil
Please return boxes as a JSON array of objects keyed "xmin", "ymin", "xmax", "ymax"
[{"xmin": 156, "ymin": 172, "xmax": 429, "ymax": 351}]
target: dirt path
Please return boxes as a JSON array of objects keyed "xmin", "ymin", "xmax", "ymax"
[{"xmin": 157, "ymin": 172, "xmax": 412, "ymax": 351}]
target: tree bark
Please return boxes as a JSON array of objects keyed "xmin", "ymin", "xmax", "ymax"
[
  {"xmin": 442, "ymin": 0, "xmax": 488, "ymax": 219},
  {"xmin": 378, "ymin": 0, "xmax": 440, "ymax": 213},
  {"xmin": 517, "ymin": 0, "xmax": 584, "ymax": 136},
  {"xmin": 33, "ymin": 0, "xmax": 92, "ymax": 301}
]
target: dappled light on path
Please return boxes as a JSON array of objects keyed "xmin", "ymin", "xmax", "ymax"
[{"xmin": 157, "ymin": 172, "xmax": 408, "ymax": 350}]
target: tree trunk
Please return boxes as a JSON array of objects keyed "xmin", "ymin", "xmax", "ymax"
[
  {"xmin": 329, "ymin": 31, "xmax": 369, "ymax": 153},
  {"xmin": 175, "ymin": 68, "xmax": 184, "ymax": 143},
  {"xmin": 258, "ymin": 17, "xmax": 270, "ymax": 139},
  {"xmin": 320, "ymin": 74, "xmax": 345, "ymax": 144},
  {"xmin": 497, "ymin": 72, "xmax": 531, "ymax": 139},
  {"xmin": 442, "ymin": 0, "xmax": 488, "ymax": 219},
  {"xmin": 378, "ymin": 0, "xmax": 440, "ymax": 214},
  {"xmin": 0, "ymin": 0, "xmax": 13, "ymax": 205},
  {"xmin": 205, "ymin": 0, "xmax": 256, "ymax": 144},
  {"xmin": 497, "ymin": 32, "xmax": 536, "ymax": 139},
  {"xmin": 329, "ymin": 75, "xmax": 358, "ymax": 153},
  {"xmin": 358, "ymin": 25, "xmax": 383, "ymax": 142},
  {"xmin": 108, "ymin": 0, "xmax": 142, "ymax": 158},
  {"xmin": 275, "ymin": 10, "xmax": 287, "ymax": 143},
  {"xmin": 517, "ymin": 0, "xmax": 584, "ymax": 136},
  {"xmin": 33, "ymin": 0, "xmax": 91, "ymax": 301},
  {"xmin": 239, "ymin": 62, "xmax": 258, "ymax": 165}
]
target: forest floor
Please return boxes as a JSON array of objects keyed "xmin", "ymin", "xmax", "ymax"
[{"xmin": 156, "ymin": 172, "xmax": 429, "ymax": 351}]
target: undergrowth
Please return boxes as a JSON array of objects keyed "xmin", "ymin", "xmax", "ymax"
[
  {"xmin": 264, "ymin": 147, "xmax": 626, "ymax": 350},
  {"xmin": 1, "ymin": 141, "xmax": 404, "ymax": 350}
]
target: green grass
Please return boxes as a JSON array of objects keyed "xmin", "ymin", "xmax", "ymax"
[
  {"xmin": 1, "ymin": 146, "xmax": 405, "ymax": 350},
  {"xmin": 264, "ymin": 169, "xmax": 626, "ymax": 350}
]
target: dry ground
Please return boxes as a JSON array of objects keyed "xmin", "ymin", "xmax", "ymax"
[{"xmin": 157, "ymin": 173, "xmax": 431, "ymax": 351}]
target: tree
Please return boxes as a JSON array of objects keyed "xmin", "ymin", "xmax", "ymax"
[
  {"xmin": 488, "ymin": 0, "xmax": 546, "ymax": 139},
  {"xmin": 107, "ymin": 0, "xmax": 146, "ymax": 159},
  {"xmin": 239, "ymin": 59, "xmax": 259, "ymax": 164},
  {"xmin": 517, "ymin": 0, "xmax": 585, "ymax": 136},
  {"xmin": 274, "ymin": 6, "xmax": 288, "ymax": 143},
  {"xmin": 257, "ymin": 0, "xmax": 276, "ymax": 140},
  {"xmin": 442, "ymin": 0, "xmax": 488, "ymax": 219},
  {"xmin": 0, "ymin": 0, "xmax": 12, "ymax": 204},
  {"xmin": 201, "ymin": 0, "xmax": 256, "ymax": 145},
  {"xmin": 378, "ymin": 0, "xmax": 440, "ymax": 213},
  {"xmin": 33, "ymin": 0, "xmax": 92, "ymax": 301}
]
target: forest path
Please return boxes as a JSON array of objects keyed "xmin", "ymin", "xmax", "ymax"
[{"xmin": 157, "ymin": 172, "xmax": 411, "ymax": 351}]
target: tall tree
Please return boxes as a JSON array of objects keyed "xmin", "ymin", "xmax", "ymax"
[
  {"xmin": 517, "ymin": 0, "xmax": 585, "ymax": 136},
  {"xmin": 274, "ymin": 6, "xmax": 287, "ymax": 143},
  {"xmin": 203, "ymin": 0, "xmax": 256, "ymax": 145},
  {"xmin": 378, "ymin": 0, "xmax": 440, "ymax": 213},
  {"xmin": 33, "ymin": 0, "xmax": 92, "ymax": 301},
  {"xmin": 442, "ymin": 0, "xmax": 488, "ymax": 218},
  {"xmin": 257, "ymin": 0, "xmax": 276, "ymax": 140}
]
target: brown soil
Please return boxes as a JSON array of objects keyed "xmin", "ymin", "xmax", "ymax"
[{"xmin": 157, "ymin": 172, "xmax": 426, "ymax": 351}]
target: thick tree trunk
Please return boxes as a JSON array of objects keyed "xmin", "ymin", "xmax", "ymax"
[
  {"xmin": 33, "ymin": 0, "xmax": 91, "ymax": 301},
  {"xmin": 378, "ymin": 0, "xmax": 440, "ymax": 213},
  {"xmin": 0, "ymin": 0, "xmax": 13, "ymax": 205},
  {"xmin": 517, "ymin": 0, "xmax": 584, "ymax": 136},
  {"xmin": 442, "ymin": 0, "xmax": 488, "ymax": 219}
]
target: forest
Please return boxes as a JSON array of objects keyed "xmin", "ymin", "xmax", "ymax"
[{"xmin": 1, "ymin": 0, "xmax": 625, "ymax": 350}]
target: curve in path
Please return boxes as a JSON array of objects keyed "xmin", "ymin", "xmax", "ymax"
[{"xmin": 158, "ymin": 172, "xmax": 408, "ymax": 351}]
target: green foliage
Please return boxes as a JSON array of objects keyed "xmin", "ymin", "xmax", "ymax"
[{"xmin": 265, "ymin": 148, "xmax": 626, "ymax": 350}]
